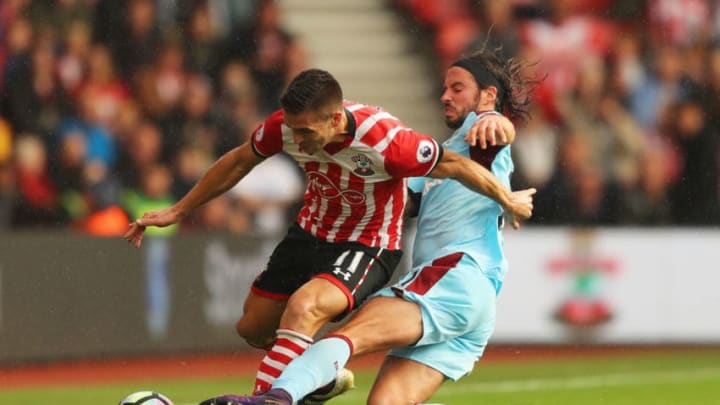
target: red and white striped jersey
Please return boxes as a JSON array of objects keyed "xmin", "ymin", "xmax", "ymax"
[{"xmin": 251, "ymin": 102, "xmax": 442, "ymax": 250}]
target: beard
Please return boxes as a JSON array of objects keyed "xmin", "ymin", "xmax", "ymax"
[
  {"xmin": 443, "ymin": 103, "xmax": 469, "ymax": 129},
  {"xmin": 445, "ymin": 116, "xmax": 463, "ymax": 129}
]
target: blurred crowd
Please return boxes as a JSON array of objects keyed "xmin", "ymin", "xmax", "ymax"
[
  {"xmin": 1, "ymin": 0, "xmax": 719, "ymax": 235},
  {"xmin": 397, "ymin": 0, "xmax": 720, "ymax": 226},
  {"xmin": 0, "ymin": 0, "xmax": 306, "ymax": 235}
]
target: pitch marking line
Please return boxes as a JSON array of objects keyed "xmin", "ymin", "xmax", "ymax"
[
  {"xmin": 176, "ymin": 368, "xmax": 720, "ymax": 404},
  {"xmin": 321, "ymin": 367, "xmax": 720, "ymax": 403},
  {"xmin": 457, "ymin": 367, "xmax": 720, "ymax": 393}
]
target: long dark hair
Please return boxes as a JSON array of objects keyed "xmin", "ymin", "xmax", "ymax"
[{"xmin": 454, "ymin": 48, "xmax": 541, "ymax": 123}]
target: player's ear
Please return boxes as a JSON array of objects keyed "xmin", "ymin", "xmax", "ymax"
[
  {"xmin": 483, "ymin": 85, "xmax": 498, "ymax": 106},
  {"xmin": 331, "ymin": 110, "xmax": 343, "ymax": 128}
]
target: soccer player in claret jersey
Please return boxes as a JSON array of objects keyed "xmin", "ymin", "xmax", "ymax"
[
  {"xmin": 201, "ymin": 49, "xmax": 537, "ymax": 405},
  {"xmin": 123, "ymin": 68, "xmax": 532, "ymax": 404}
]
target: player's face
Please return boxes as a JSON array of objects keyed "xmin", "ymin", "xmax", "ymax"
[
  {"xmin": 441, "ymin": 67, "xmax": 482, "ymax": 129},
  {"xmin": 283, "ymin": 110, "xmax": 335, "ymax": 155}
]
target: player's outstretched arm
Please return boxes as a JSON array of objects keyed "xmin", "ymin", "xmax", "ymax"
[
  {"xmin": 429, "ymin": 150, "xmax": 535, "ymax": 228},
  {"xmin": 464, "ymin": 112, "xmax": 516, "ymax": 148},
  {"xmin": 124, "ymin": 142, "xmax": 263, "ymax": 248}
]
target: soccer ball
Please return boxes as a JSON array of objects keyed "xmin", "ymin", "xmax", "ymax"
[{"xmin": 119, "ymin": 391, "xmax": 174, "ymax": 405}]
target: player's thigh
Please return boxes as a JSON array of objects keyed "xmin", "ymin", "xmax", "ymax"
[
  {"xmin": 280, "ymin": 277, "xmax": 349, "ymax": 331},
  {"xmin": 332, "ymin": 296, "xmax": 423, "ymax": 356},
  {"xmin": 392, "ymin": 253, "xmax": 496, "ymax": 345},
  {"xmin": 368, "ymin": 355, "xmax": 445, "ymax": 405},
  {"xmin": 280, "ymin": 252, "xmax": 402, "ymax": 333}
]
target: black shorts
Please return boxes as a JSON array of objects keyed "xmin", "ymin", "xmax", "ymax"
[{"xmin": 252, "ymin": 224, "xmax": 403, "ymax": 317}]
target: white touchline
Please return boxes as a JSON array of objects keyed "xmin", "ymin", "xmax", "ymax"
[
  {"xmin": 321, "ymin": 367, "xmax": 720, "ymax": 403},
  {"xmin": 174, "ymin": 368, "xmax": 720, "ymax": 405},
  {"xmin": 458, "ymin": 367, "xmax": 720, "ymax": 393}
]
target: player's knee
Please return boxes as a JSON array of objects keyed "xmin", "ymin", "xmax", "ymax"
[
  {"xmin": 284, "ymin": 294, "xmax": 324, "ymax": 322},
  {"xmin": 285, "ymin": 282, "xmax": 349, "ymax": 325},
  {"xmin": 234, "ymin": 317, "xmax": 251, "ymax": 338},
  {"xmin": 368, "ymin": 378, "xmax": 426, "ymax": 405},
  {"xmin": 367, "ymin": 388, "xmax": 410, "ymax": 405},
  {"xmin": 235, "ymin": 317, "xmax": 273, "ymax": 348}
]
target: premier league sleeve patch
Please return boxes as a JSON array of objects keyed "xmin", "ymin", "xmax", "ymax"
[{"xmin": 416, "ymin": 140, "xmax": 436, "ymax": 163}]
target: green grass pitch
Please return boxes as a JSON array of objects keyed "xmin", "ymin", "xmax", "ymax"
[{"xmin": 2, "ymin": 349, "xmax": 720, "ymax": 404}]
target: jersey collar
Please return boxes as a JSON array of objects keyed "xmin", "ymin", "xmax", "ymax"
[{"xmin": 323, "ymin": 108, "xmax": 357, "ymax": 154}]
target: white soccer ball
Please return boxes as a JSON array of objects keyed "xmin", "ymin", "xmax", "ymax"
[{"xmin": 119, "ymin": 391, "xmax": 174, "ymax": 405}]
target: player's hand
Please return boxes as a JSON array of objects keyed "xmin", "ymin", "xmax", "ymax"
[
  {"xmin": 506, "ymin": 188, "xmax": 536, "ymax": 229},
  {"xmin": 123, "ymin": 207, "xmax": 182, "ymax": 248},
  {"xmin": 464, "ymin": 113, "xmax": 510, "ymax": 148}
]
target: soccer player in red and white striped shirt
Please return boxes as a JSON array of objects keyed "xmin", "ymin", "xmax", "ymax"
[{"xmin": 124, "ymin": 68, "xmax": 533, "ymax": 398}]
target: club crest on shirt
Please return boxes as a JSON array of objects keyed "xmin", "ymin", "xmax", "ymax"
[{"xmin": 351, "ymin": 153, "xmax": 375, "ymax": 176}]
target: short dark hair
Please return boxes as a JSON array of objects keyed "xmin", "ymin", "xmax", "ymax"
[{"xmin": 280, "ymin": 69, "xmax": 343, "ymax": 116}]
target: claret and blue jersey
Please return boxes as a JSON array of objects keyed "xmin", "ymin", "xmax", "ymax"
[{"xmin": 408, "ymin": 111, "xmax": 514, "ymax": 292}]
